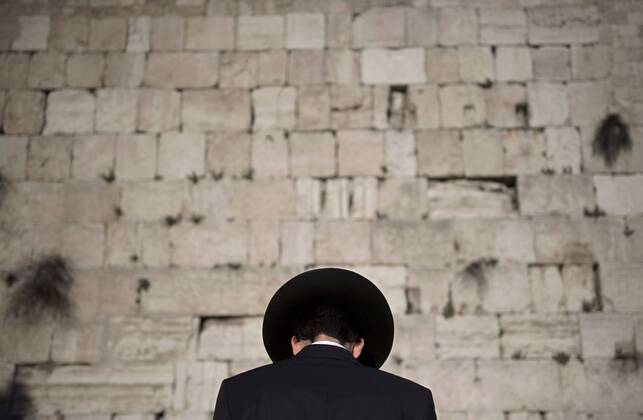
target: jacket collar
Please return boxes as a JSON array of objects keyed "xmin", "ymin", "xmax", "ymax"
[{"xmin": 293, "ymin": 342, "xmax": 362, "ymax": 366}]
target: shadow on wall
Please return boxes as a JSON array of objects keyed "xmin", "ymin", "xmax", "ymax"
[{"xmin": 593, "ymin": 113, "xmax": 632, "ymax": 167}]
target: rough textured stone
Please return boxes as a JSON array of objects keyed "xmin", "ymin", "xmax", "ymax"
[
  {"xmin": 288, "ymin": 50, "xmax": 324, "ymax": 85},
  {"xmin": 297, "ymin": 85, "xmax": 330, "ymax": 130},
  {"xmin": 532, "ymin": 46, "xmax": 570, "ymax": 81},
  {"xmin": 237, "ymin": 16, "xmax": 284, "ymax": 50},
  {"xmin": 104, "ymin": 53, "xmax": 145, "ymax": 87},
  {"xmin": 150, "ymin": 17, "xmax": 184, "ymax": 51},
  {"xmin": 417, "ymin": 130, "xmax": 464, "ymax": 177},
  {"xmin": 251, "ymin": 130, "xmax": 289, "ymax": 179},
  {"xmin": 185, "ymin": 17, "xmax": 234, "ymax": 50},
  {"xmin": 289, "ymin": 131, "xmax": 335, "ymax": 177},
  {"xmin": 462, "ymin": 129, "xmax": 503, "ymax": 176},
  {"xmin": 44, "ymin": 89, "xmax": 95, "ymax": 134},
  {"xmin": 27, "ymin": 136, "xmax": 73, "ymax": 181},
  {"xmin": 3, "ymin": 90, "xmax": 45, "ymax": 134},
  {"xmin": 480, "ymin": 8, "xmax": 526, "ymax": 45},
  {"xmin": 286, "ymin": 13, "xmax": 325, "ymax": 49},
  {"xmin": 518, "ymin": 175, "xmax": 595, "ymax": 216},
  {"xmin": 137, "ymin": 89, "xmax": 180, "ymax": 133},
  {"xmin": 252, "ymin": 86, "xmax": 296, "ymax": 130},
  {"xmin": 0, "ymin": 136, "xmax": 29, "ymax": 179},
  {"xmin": 66, "ymin": 53, "xmax": 104, "ymax": 87},
  {"xmin": 361, "ymin": 48, "xmax": 426, "ymax": 85},
  {"xmin": 485, "ymin": 84, "xmax": 528, "ymax": 128},
  {"xmin": 220, "ymin": 52, "xmax": 258, "ymax": 88},
  {"xmin": 315, "ymin": 220, "xmax": 371, "ymax": 264},
  {"xmin": 353, "ymin": 7, "xmax": 405, "ymax": 48},
  {"xmin": 12, "ymin": 16, "xmax": 50, "ymax": 51},
  {"xmin": 436, "ymin": 315, "xmax": 500, "ymax": 359},
  {"xmin": 337, "ymin": 129, "xmax": 384, "ymax": 176},
  {"xmin": 182, "ymin": 89, "xmax": 251, "ymax": 131},
  {"xmin": 495, "ymin": 47, "xmax": 532, "ymax": 82},
  {"xmin": 378, "ymin": 177, "xmax": 428, "ymax": 219},
  {"xmin": 28, "ymin": 52, "xmax": 65, "ymax": 88},
  {"xmin": 96, "ymin": 89, "xmax": 138, "ymax": 133},
  {"xmin": 500, "ymin": 313, "xmax": 580, "ymax": 358},
  {"xmin": 427, "ymin": 180, "xmax": 515, "ymax": 219},
  {"xmin": 594, "ymin": 175, "xmax": 643, "ymax": 215},
  {"xmin": 580, "ymin": 314, "xmax": 634, "ymax": 358},
  {"xmin": 571, "ymin": 45, "xmax": 611, "ymax": 80},
  {"xmin": 439, "ymin": 8, "xmax": 478, "ymax": 45},
  {"xmin": 527, "ymin": 82, "xmax": 569, "ymax": 127},
  {"xmin": 115, "ymin": 134, "xmax": 157, "ymax": 181},
  {"xmin": 89, "ymin": 18, "xmax": 127, "ymax": 51},
  {"xmin": 49, "ymin": 16, "xmax": 88, "ymax": 52},
  {"xmin": 145, "ymin": 53, "xmax": 218, "ymax": 88},
  {"xmin": 458, "ymin": 46, "xmax": 494, "ymax": 83},
  {"xmin": 440, "ymin": 85, "xmax": 486, "ymax": 128},
  {"xmin": 158, "ymin": 132, "xmax": 206, "ymax": 180}
]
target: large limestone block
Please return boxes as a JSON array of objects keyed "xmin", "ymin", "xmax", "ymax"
[
  {"xmin": 251, "ymin": 86, "xmax": 296, "ymax": 130},
  {"xmin": 532, "ymin": 46, "xmax": 570, "ymax": 81},
  {"xmin": 173, "ymin": 361, "xmax": 228, "ymax": 411},
  {"xmin": 12, "ymin": 16, "xmax": 50, "ymax": 51},
  {"xmin": 27, "ymin": 52, "xmax": 65, "ymax": 88},
  {"xmin": 3, "ymin": 90, "xmax": 45, "ymax": 134},
  {"xmin": 96, "ymin": 89, "xmax": 138, "ymax": 133},
  {"xmin": 237, "ymin": 16, "xmax": 284, "ymax": 50},
  {"xmin": 288, "ymin": 50, "xmax": 324, "ymax": 85},
  {"xmin": 115, "ymin": 134, "xmax": 157, "ymax": 180},
  {"xmin": 435, "ymin": 315, "xmax": 500, "ymax": 359},
  {"xmin": 528, "ymin": 6, "xmax": 599, "ymax": 45},
  {"xmin": 337, "ymin": 129, "xmax": 385, "ymax": 176},
  {"xmin": 137, "ymin": 89, "xmax": 180, "ymax": 132},
  {"xmin": 185, "ymin": 17, "xmax": 234, "ymax": 50},
  {"xmin": 518, "ymin": 175, "xmax": 595, "ymax": 216},
  {"xmin": 426, "ymin": 180, "xmax": 515, "ymax": 219},
  {"xmin": 251, "ymin": 130, "xmax": 289, "ymax": 178},
  {"xmin": 120, "ymin": 181, "xmax": 190, "ymax": 222},
  {"xmin": 169, "ymin": 222, "xmax": 248, "ymax": 267},
  {"xmin": 104, "ymin": 52, "xmax": 145, "ymax": 87},
  {"xmin": 384, "ymin": 130, "xmax": 416, "ymax": 176},
  {"xmin": 600, "ymin": 264, "xmax": 643, "ymax": 312},
  {"xmin": 416, "ymin": 130, "xmax": 464, "ymax": 177},
  {"xmin": 182, "ymin": 89, "xmax": 251, "ymax": 131},
  {"xmin": 280, "ymin": 220, "xmax": 314, "ymax": 266},
  {"xmin": 527, "ymin": 82, "xmax": 569, "ymax": 127},
  {"xmin": 579, "ymin": 313, "xmax": 634, "ymax": 358},
  {"xmin": 44, "ymin": 90, "xmax": 95, "ymax": 134},
  {"xmin": 297, "ymin": 85, "xmax": 330, "ymax": 129},
  {"xmin": 286, "ymin": 13, "xmax": 325, "ymax": 49},
  {"xmin": 145, "ymin": 52, "xmax": 219, "ymax": 88},
  {"xmin": 480, "ymin": 8, "xmax": 526, "ymax": 45},
  {"xmin": 353, "ymin": 7, "xmax": 406, "ymax": 48},
  {"xmin": 230, "ymin": 179, "xmax": 296, "ymax": 220},
  {"xmin": 439, "ymin": 7, "xmax": 478, "ymax": 45},
  {"xmin": 89, "ymin": 17, "xmax": 127, "ymax": 51},
  {"xmin": 49, "ymin": 16, "xmax": 89, "ymax": 52},
  {"xmin": 27, "ymin": 136, "xmax": 73, "ymax": 181},
  {"xmin": 314, "ymin": 220, "xmax": 371, "ymax": 264},
  {"xmin": 571, "ymin": 44, "xmax": 611, "ymax": 80},
  {"xmin": 198, "ymin": 317, "xmax": 265, "ymax": 360},
  {"xmin": 66, "ymin": 53, "xmax": 104, "ymax": 88},
  {"xmin": 205, "ymin": 131, "xmax": 251, "ymax": 178},
  {"xmin": 378, "ymin": 177, "xmax": 428, "ymax": 219},
  {"xmin": 594, "ymin": 175, "xmax": 643, "ymax": 216},
  {"xmin": 158, "ymin": 132, "xmax": 206, "ymax": 180},
  {"xmin": 440, "ymin": 85, "xmax": 486, "ymax": 128},
  {"xmin": 289, "ymin": 131, "xmax": 335, "ymax": 177},
  {"xmin": 361, "ymin": 48, "xmax": 426, "ymax": 85},
  {"xmin": 0, "ymin": 135, "xmax": 28, "ymax": 179},
  {"xmin": 500, "ymin": 313, "xmax": 580, "ymax": 359}
]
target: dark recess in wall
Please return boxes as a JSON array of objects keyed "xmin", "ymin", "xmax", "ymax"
[{"xmin": 592, "ymin": 113, "xmax": 632, "ymax": 167}]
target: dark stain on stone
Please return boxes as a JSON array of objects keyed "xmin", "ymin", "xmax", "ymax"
[{"xmin": 593, "ymin": 113, "xmax": 632, "ymax": 167}]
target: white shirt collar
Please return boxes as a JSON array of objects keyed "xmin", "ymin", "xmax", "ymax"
[{"xmin": 310, "ymin": 340, "xmax": 348, "ymax": 350}]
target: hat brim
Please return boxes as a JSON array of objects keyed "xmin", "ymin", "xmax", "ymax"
[{"xmin": 262, "ymin": 267, "xmax": 394, "ymax": 369}]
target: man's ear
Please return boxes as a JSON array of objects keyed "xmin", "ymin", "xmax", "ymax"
[
  {"xmin": 351, "ymin": 338, "xmax": 365, "ymax": 359},
  {"xmin": 291, "ymin": 335, "xmax": 308, "ymax": 355}
]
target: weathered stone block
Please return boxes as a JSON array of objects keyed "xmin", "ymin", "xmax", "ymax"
[
  {"xmin": 27, "ymin": 52, "xmax": 65, "ymax": 88},
  {"xmin": 96, "ymin": 89, "xmax": 138, "ymax": 133},
  {"xmin": 0, "ymin": 136, "xmax": 28, "ymax": 179},
  {"xmin": 288, "ymin": 50, "xmax": 324, "ymax": 85},
  {"xmin": 440, "ymin": 85, "xmax": 486, "ymax": 128},
  {"xmin": 289, "ymin": 131, "xmax": 335, "ymax": 177},
  {"xmin": 106, "ymin": 315, "xmax": 194, "ymax": 361},
  {"xmin": 252, "ymin": 86, "xmax": 296, "ymax": 130},
  {"xmin": 528, "ymin": 6, "xmax": 599, "ymax": 45},
  {"xmin": 458, "ymin": 46, "xmax": 494, "ymax": 83},
  {"xmin": 105, "ymin": 52, "xmax": 145, "ymax": 87},
  {"xmin": 158, "ymin": 132, "xmax": 206, "ymax": 180},
  {"xmin": 352, "ymin": 265, "xmax": 407, "ymax": 315},
  {"xmin": 567, "ymin": 81, "xmax": 608, "ymax": 126},
  {"xmin": 286, "ymin": 13, "xmax": 325, "ymax": 49},
  {"xmin": 206, "ymin": 131, "xmax": 251, "ymax": 178},
  {"xmin": 594, "ymin": 175, "xmax": 643, "ymax": 216},
  {"xmin": 231, "ymin": 179, "xmax": 296, "ymax": 220},
  {"xmin": 485, "ymin": 84, "xmax": 528, "ymax": 128},
  {"xmin": 237, "ymin": 16, "xmax": 284, "ymax": 50},
  {"xmin": 137, "ymin": 89, "xmax": 180, "ymax": 132},
  {"xmin": 580, "ymin": 314, "xmax": 634, "ymax": 358},
  {"xmin": 315, "ymin": 220, "xmax": 371, "ymax": 264},
  {"xmin": 121, "ymin": 182, "xmax": 190, "ymax": 221},
  {"xmin": 66, "ymin": 53, "xmax": 104, "ymax": 87},
  {"xmin": 62, "ymin": 222, "xmax": 105, "ymax": 268},
  {"xmin": 532, "ymin": 217, "xmax": 594, "ymax": 264},
  {"xmin": 150, "ymin": 17, "xmax": 184, "ymax": 51},
  {"xmin": 89, "ymin": 18, "xmax": 127, "ymax": 51},
  {"xmin": 115, "ymin": 134, "xmax": 157, "ymax": 180},
  {"xmin": 385, "ymin": 130, "xmax": 416, "ymax": 176},
  {"xmin": 63, "ymin": 181, "xmax": 118, "ymax": 224},
  {"xmin": 518, "ymin": 175, "xmax": 595, "ymax": 216},
  {"xmin": 436, "ymin": 315, "xmax": 500, "ymax": 359},
  {"xmin": 0, "ymin": 53, "xmax": 29, "ymax": 88},
  {"xmin": 406, "ymin": 8, "xmax": 438, "ymax": 46},
  {"xmin": 571, "ymin": 45, "xmax": 611, "ymax": 80},
  {"xmin": 501, "ymin": 313, "xmax": 580, "ymax": 358},
  {"xmin": 480, "ymin": 8, "xmax": 526, "ymax": 45},
  {"xmin": 502, "ymin": 129, "xmax": 547, "ymax": 175},
  {"xmin": 390, "ymin": 314, "xmax": 436, "ymax": 360},
  {"xmin": 426, "ymin": 48, "xmax": 459, "ymax": 83},
  {"xmin": 407, "ymin": 85, "xmax": 440, "ymax": 129},
  {"xmin": 12, "ymin": 16, "xmax": 50, "ymax": 51},
  {"xmin": 27, "ymin": 136, "xmax": 72, "ymax": 181},
  {"xmin": 3, "ymin": 90, "xmax": 45, "ymax": 134},
  {"xmin": 170, "ymin": 222, "xmax": 248, "ymax": 266},
  {"xmin": 280, "ymin": 220, "xmax": 314, "ymax": 265},
  {"xmin": 198, "ymin": 317, "xmax": 264, "ymax": 360},
  {"xmin": 185, "ymin": 17, "xmax": 234, "ymax": 50},
  {"xmin": 337, "ymin": 129, "xmax": 384, "ymax": 176},
  {"xmin": 127, "ymin": 16, "xmax": 150, "ymax": 52},
  {"xmin": 427, "ymin": 180, "xmax": 515, "ymax": 219},
  {"xmin": 44, "ymin": 90, "xmax": 95, "ymax": 134},
  {"xmin": 49, "ymin": 16, "xmax": 88, "ymax": 52},
  {"xmin": 327, "ymin": 13, "xmax": 351, "ymax": 48},
  {"xmin": 248, "ymin": 219, "xmax": 279, "ymax": 266},
  {"xmin": 182, "ymin": 89, "xmax": 250, "ymax": 130},
  {"xmin": 544, "ymin": 127, "xmax": 582, "ymax": 174},
  {"xmin": 417, "ymin": 130, "xmax": 464, "ymax": 177},
  {"xmin": 330, "ymin": 85, "xmax": 373, "ymax": 129},
  {"xmin": 353, "ymin": 7, "xmax": 406, "ymax": 48},
  {"xmin": 373, "ymin": 220, "xmax": 455, "ymax": 266},
  {"xmin": 378, "ymin": 177, "xmax": 428, "ymax": 219},
  {"xmin": 495, "ymin": 46, "xmax": 532, "ymax": 82},
  {"xmin": 257, "ymin": 50, "xmax": 287, "ymax": 86},
  {"xmin": 145, "ymin": 53, "xmax": 218, "ymax": 88},
  {"xmin": 600, "ymin": 264, "xmax": 643, "ymax": 312},
  {"xmin": 527, "ymin": 82, "xmax": 569, "ymax": 127},
  {"xmin": 325, "ymin": 49, "xmax": 359, "ymax": 85},
  {"xmin": 439, "ymin": 8, "xmax": 478, "ymax": 45},
  {"xmin": 174, "ymin": 361, "xmax": 228, "ymax": 411},
  {"xmin": 532, "ymin": 46, "xmax": 570, "ymax": 81},
  {"xmin": 297, "ymin": 85, "xmax": 330, "ymax": 130},
  {"xmin": 251, "ymin": 130, "xmax": 289, "ymax": 178},
  {"xmin": 462, "ymin": 129, "xmax": 503, "ymax": 176},
  {"xmin": 361, "ymin": 48, "xmax": 426, "ymax": 85},
  {"xmin": 219, "ymin": 52, "xmax": 258, "ymax": 88}
]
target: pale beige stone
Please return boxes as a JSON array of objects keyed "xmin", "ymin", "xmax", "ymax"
[
  {"xmin": 72, "ymin": 135, "xmax": 115, "ymax": 181},
  {"xmin": 544, "ymin": 127, "xmax": 581, "ymax": 174},
  {"xmin": 406, "ymin": 8, "xmax": 438, "ymax": 46},
  {"xmin": 601, "ymin": 264, "xmax": 643, "ymax": 312},
  {"xmin": 12, "ymin": 16, "xmax": 50, "ymax": 51},
  {"xmin": 0, "ymin": 53, "xmax": 29, "ymax": 88},
  {"xmin": 439, "ymin": 8, "xmax": 478, "ymax": 45},
  {"xmin": 127, "ymin": 16, "xmax": 150, "ymax": 52},
  {"xmin": 174, "ymin": 361, "xmax": 228, "ymax": 411},
  {"xmin": 151, "ymin": 16, "xmax": 184, "ymax": 51},
  {"xmin": 417, "ymin": 129, "xmax": 464, "ymax": 177},
  {"xmin": 115, "ymin": 134, "xmax": 157, "ymax": 181},
  {"xmin": 297, "ymin": 85, "xmax": 330, "ymax": 130},
  {"xmin": 137, "ymin": 89, "xmax": 180, "ymax": 133},
  {"xmin": 280, "ymin": 220, "xmax": 314, "ymax": 265},
  {"xmin": 480, "ymin": 8, "xmax": 526, "ymax": 45},
  {"xmin": 568, "ymin": 81, "xmax": 608, "ymax": 126},
  {"xmin": 220, "ymin": 52, "xmax": 258, "ymax": 88},
  {"xmin": 198, "ymin": 317, "xmax": 264, "ymax": 359},
  {"xmin": 62, "ymin": 222, "xmax": 105, "ymax": 268},
  {"xmin": 288, "ymin": 50, "xmax": 324, "ymax": 85},
  {"xmin": 27, "ymin": 52, "xmax": 65, "ymax": 88},
  {"xmin": 289, "ymin": 131, "xmax": 335, "ymax": 177},
  {"xmin": 458, "ymin": 46, "xmax": 494, "ymax": 83},
  {"xmin": 502, "ymin": 129, "xmax": 547, "ymax": 175},
  {"xmin": 315, "ymin": 220, "xmax": 371, "ymax": 264},
  {"xmin": 44, "ymin": 89, "xmax": 95, "ymax": 134},
  {"xmin": 372, "ymin": 220, "xmax": 454, "ymax": 265},
  {"xmin": 0, "ymin": 136, "xmax": 29, "ymax": 179},
  {"xmin": 580, "ymin": 314, "xmax": 633, "ymax": 358},
  {"xmin": 27, "ymin": 136, "xmax": 72, "ymax": 180},
  {"xmin": 182, "ymin": 89, "xmax": 251, "ymax": 131},
  {"xmin": 501, "ymin": 313, "xmax": 580, "ymax": 358},
  {"xmin": 286, "ymin": 13, "xmax": 325, "ymax": 49},
  {"xmin": 325, "ymin": 49, "xmax": 359, "ymax": 85},
  {"xmin": 145, "ymin": 52, "xmax": 219, "ymax": 88},
  {"xmin": 462, "ymin": 129, "xmax": 503, "ymax": 176},
  {"xmin": 440, "ymin": 85, "xmax": 486, "ymax": 128},
  {"xmin": 495, "ymin": 46, "xmax": 532, "ymax": 82},
  {"xmin": 89, "ymin": 18, "xmax": 127, "ymax": 51},
  {"xmin": 249, "ymin": 219, "xmax": 279, "ymax": 266},
  {"xmin": 49, "ymin": 16, "xmax": 88, "ymax": 52},
  {"xmin": 361, "ymin": 48, "xmax": 426, "ymax": 85},
  {"xmin": 427, "ymin": 180, "xmax": 515, "ymax": 219},
  {"xmin": 353, "ymin": 7, "xmax": 406, "ymax": 48},
  {"xmin": 237, "ymin": 16, "xmax": 284, "ymax": 50},
  {"xmin": 426, "ymin": 48, "xmax": 459, "ymax": 83},
  {"xmin": 436, "ymin": 315, "xmax": 500, "ymax": 359},
  {"xmin": 527, "ymin": 82, "xmax": 569, "ymax": 127},
  {"xmin": 571, "ymin": 45, "xmax": 611, "ymax": 80},
  {"xmin": 252, "ymin": 86, "xmax": 296, "ymax": 130},
  {"xmin": 385, "ymin": 130, "xmax": 416, "ymax": 176},
  {"xmin": 158, "ymin": 132, "xmax": 206, "ymax": 180},
  {"xmin": 121, "ymin": 183, "xmax": 189, "ymax": 223},
  {"xmin": 3, "ymin": 90, "xmax": 45, "ymax": 134},
  {"xmin": 337, "ymin": 129, "xmax": 385, "ymax": 176},
  {"xmin": 408, "ymin": 85, "xmax": 440, "ymax": 129},
  {"xmin": 327, "ymin": 13, "xmax": 352, "ymax": 48},
  {"xmin": 485, "ymin": 84, "xmax": 528, "ymax": 128},
  {"xmin": 528, "ymin": 6, "xmax": 599, "ymax": 45},
  {"xmin": 66, "ymin": 53, "xmax": 104, "ymax": 87},
  {"xmin": 519, "ymin": 175, "xmax": 595, "ymax": 216},
  {"xmin": 251, "ymin": 130, "xmax": 289, "ymax": 178},
  {"xmin": 105, "ymin": 52, "xmax": 145, "ymax": 87},
  {"xmin": 378, "ymin": 177, "xmax": 428, "ymax": 219},
  {"xmin": 532, "ymin": 46, "xmax": 570, "ymax": 81},
  {"xmin": 185, "ymin": 17, "xmax": 234, "ymax": 50},
  {"xmin": 594, "ymin": 175, "xmax": 643, "ymax": 216},
  {"xmin": 206, "ymin": 131, "xmax": 251, "ymax": 178},
  {"xmin": 257, "ymin": 50, "xmax": 287, "ymax": 86}
]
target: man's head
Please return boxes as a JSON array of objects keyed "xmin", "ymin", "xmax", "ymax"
[{"xmin": 290, "ymin": 302, "xmax": 365, "ymax": 359}]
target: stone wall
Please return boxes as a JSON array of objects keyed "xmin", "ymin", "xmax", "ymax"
[{"xmin": 1, "ymin": 0, "xmax": 642, "ymax": 419}]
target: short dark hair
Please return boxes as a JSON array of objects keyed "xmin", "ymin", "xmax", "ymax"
[{"xmin": 292, "ymin": 302, "xmax": 362, "ymax": 346}]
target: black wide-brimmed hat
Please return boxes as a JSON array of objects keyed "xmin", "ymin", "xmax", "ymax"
[{"xmin": 262, "ymin": 267, "xmax": 394, "ymax": 369}]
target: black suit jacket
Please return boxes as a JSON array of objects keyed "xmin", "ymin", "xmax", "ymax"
[{"xmin": 213, "ymin": 343, "xmax": 438, "ymax": 420}]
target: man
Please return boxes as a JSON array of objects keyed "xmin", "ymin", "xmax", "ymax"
[{"xmin": 213, "ymin": 267, "xmax": 438, "ymax": 420}]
